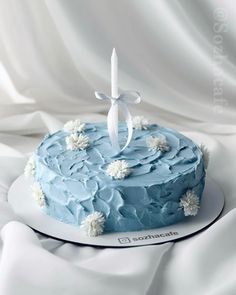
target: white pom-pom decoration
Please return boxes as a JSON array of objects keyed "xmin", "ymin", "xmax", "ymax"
[
  {"xmin": 24, "ymin": 156, "xmax": 36, "ymax": 179},
  {"xmin": 132, "ymin": 116, "xmax": 149, "ymax": 130},
  {"xmin": 146, "ymin": 136, "xmax": 170, "ymax": 152},
  {"xmin": 64, "ymin": 119, "xmax": 85, "ymax": 133},
  {"xmin": 31, "ymin": 182, "xmax": 45, "ymax": 207},
  {"xmin": 66, "ymin": 133, "xmax": 89, "ymax": 151},
  {"xmin": 106, "ymin": 160, "xmax": 131, "ymax": 180},
  {"xmin": 200, "ymin": 144, "xmax": 210, "ymax": 169},
  {"xmin": 180, "ymin": 190, "xmax": 200, "ymax": 216},
  {"xmin": 80, "ymin": 212, "xmax": 105, "ymax": 237}
]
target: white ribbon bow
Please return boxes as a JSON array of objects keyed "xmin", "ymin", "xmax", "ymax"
[{"xmin": 95, "ymin": 91, "xmax": 141, "ymax": 154}]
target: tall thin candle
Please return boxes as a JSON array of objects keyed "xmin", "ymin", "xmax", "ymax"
[
  {"xmin": 111, "ymin": 48, "xmax": 118, "ymax": 98},
  {"xmin": 95, "ymin": 48, "xmax": 141, "ymax": 153}
]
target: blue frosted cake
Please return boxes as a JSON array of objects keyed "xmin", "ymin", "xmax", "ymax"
[{"xmin": 24, "ymin": 117, "xmax": 208, "ymax": 237}]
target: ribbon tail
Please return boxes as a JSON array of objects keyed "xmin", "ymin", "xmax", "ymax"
[
  {"xmin": 95, "ymin": 91, "xmax": 141, "ymax": 154},
  {"xmin": 119, "ymin": 102, "xmax": 133, "ymax": 152},
  {"xmin": 107, "ymin": 104, "xmax": 120, "ymax": 153}
]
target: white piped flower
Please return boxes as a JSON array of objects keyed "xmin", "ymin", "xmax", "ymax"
[
  {"xmin": 66, "ymin": 133, "xmax": 89, "ymax": 151},
  {"xmin": 24, "ymin": 156, "xmax": 36, "ymax": 179},
  {"xmin": 180, "ymin": 190, "xmax": 200, "ymax": 216},
  {"xmin": 81, "ymin": 212, "xmax": 105, "ymax": 237},
  {"xmin": 31, "ymin": 182, "xmax": 45, "ymax": 207},
  {"xmin": 200, "ymin": 144, "xmax": 210, "ymax": 169},
  {"xmin": 64, "ymin": 119, "xmax": 85, "ymax": 133},
  {"xmin": 132, "ymin": 116, "xmax": 149, "ymax": 130},
  {"xmin": 106, "ymin": 160, "xmax": 131, "ymax": 180},
  {"xmin": 146, "ymin": 136, "xmax": 170, "ymax": 152}
]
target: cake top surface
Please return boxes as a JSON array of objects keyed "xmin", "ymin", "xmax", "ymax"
[{"xmin": 36, "ymin": 122, "xmax": 202, "ymax": 187}]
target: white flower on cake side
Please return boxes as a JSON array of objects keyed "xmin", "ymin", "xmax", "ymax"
[
  {"xmin": 146, "ymin": 136, "xmax": 170, "ymax": 152},
  {"xmin": 106, "ymin": 160, "xmax": 131, "ymax": 180},
  {"xmin": 199, "ymin": 144, "xmax": 210, "ymax": 169},
  {"xmin": 24, "ymin": 155, "xmax": 36, "ymax": 179},
  {"xmin": 132, "ymin": 116, "xmax": 149, "ymax": 130},
  {"xmin": 64, "ymin": 119, "xmax": 85, "ymax": 133},
  {"xmin": 81, "ymin": 212, "xmax": 105, "ymax": 237},
  {"xmin": 31, "ymin": 182, "xmax": 45, "ymax": 207},
  {"xmin": 66, "ymin": 133, "xmax": 89, "ymax": 151},
  {"xmin": 180, "ymin": 190, "xmax": 200, "ymax": 216}
]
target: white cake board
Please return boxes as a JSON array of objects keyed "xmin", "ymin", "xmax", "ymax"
[{"xmin": 8, "ymin": 175, "xmax": 224, "ymax": 248}]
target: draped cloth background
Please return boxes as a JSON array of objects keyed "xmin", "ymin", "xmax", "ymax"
[{"xmin": 0, "ymin": 0, "xmax": 235, "ymax": 294}]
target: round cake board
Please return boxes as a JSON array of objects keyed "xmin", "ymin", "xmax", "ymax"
[{"xmin": 8, "ymin": 175, "xmax": 224, "ymax": 248}]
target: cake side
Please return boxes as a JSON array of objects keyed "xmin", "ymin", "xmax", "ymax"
[{"xmin": 32, "ymin": 122, "xmax": 206, "ymax": 233}]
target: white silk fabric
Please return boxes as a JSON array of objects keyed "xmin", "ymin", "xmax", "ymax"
[{"xmin": 0, "ymin": 1, "xmax": 236, "ymax": 294}]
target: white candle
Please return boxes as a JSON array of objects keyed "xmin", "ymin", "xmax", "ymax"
[
  {"xmin": 94, "ymin": 49, "xmax": 141, "ymax": 153},
  {"xmin": 111, "ymin": 48, "xmax": 118, "ymax": 98}
]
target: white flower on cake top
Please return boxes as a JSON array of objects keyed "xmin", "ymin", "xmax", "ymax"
[
  {"xmin": 106, "ymin": 160, "xmax": 131, "ymax": 180},
  {"xmin": 180, "ymin": 190, "xmax": 200, "ymax": 216},
  {"xmin": 66, "ymin": 133, "xmax": 89, "ymax": 151},
  {"xmin": 24, "ymin": 156, "xmax": 36, "ymax": 179},
  {"xmin": 132, "ymin": 116, "xmax": 149, "ymax": 130},
  {"xmin": 199, "ymin": 143, "xmax": 210, "ymax": 169},
  {"xmin": 31, "ymin": 182, "xmax": 45, "ymax": 207},
  {"xmin": 64, "ymin": 119, "xmax": 85, "ymax": 133},
  {"xmin": 81, "ymin": 212, "xmax": 105, "ymax": 237},
  {"xmin": 146, "ymin": 136, "xmax": 170, "ymax": 152}
]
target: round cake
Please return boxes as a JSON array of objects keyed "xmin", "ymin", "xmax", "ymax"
[{"xmin": 25, "ymin": 119, "xmax": 207, "ymax": 236}]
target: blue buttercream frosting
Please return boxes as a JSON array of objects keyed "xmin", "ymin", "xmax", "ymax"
[{"xmin": 34, "ymin": 122, "xmax": 205, "ymax": 233}]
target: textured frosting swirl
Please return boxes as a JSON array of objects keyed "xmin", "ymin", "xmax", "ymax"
[{"xmin": 35, "ymin": 122, "xmax": 205, "ymax": 232}]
